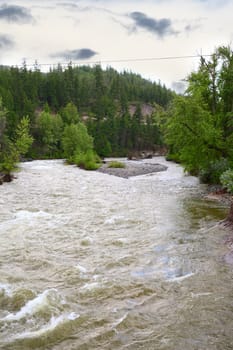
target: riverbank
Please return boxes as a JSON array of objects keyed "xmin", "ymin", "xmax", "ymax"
[
  {"xmin": 97, "ymin": 160, "xmax": 168, "ymax": 178},
  {"xmin": 222, "ymin": 213, "xmax": 233, "ymax": 264},
  {"xmin": 204, "ymin": 186, "xmax": 232, "ymax": 205},
  {"xmin": 204, "ymin": 187, "xmax": 233, "ymax": 264}
]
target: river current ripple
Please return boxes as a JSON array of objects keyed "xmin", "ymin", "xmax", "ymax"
[{"xmin": 0, "ymin": 157, "xmax": 232, "ymax": 349}]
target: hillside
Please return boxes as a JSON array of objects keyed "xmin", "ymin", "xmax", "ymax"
[{"xmin": 0, "ymin": 64, "xmax": 174, "ymax": 159}]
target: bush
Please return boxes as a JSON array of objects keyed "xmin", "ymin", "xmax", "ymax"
[
  {"xmin": 199, "ymin": 158, "xmax": 230, "ymax": 184},
  {"xmin": 108, "ymin": 161, "xmax": 125, "ymax": 168},
  {"xmin": 0, "ymin": 157, "xmax": 17, "ymax": 174},
  {"xmin": 165, "ymin": 153, "xmax": 181, "ymax": 163},
  {"xmin": 73, "ymin": 150, "xmax": 101, "ymax": 170},
  {"xmin": 62, "ymin": 123, "xmax": 93, "ymax": 160},
  {"xmin": 0, "ymin": 141, "xmax": 19, "ymax": 174},
  {"xmin": 220, "ymin": 169, "xmax": 233, "ymax": 193}
]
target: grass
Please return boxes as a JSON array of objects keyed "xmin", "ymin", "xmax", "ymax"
[
  {"xmin": 107, "ymin": 161, "xmax": 126, "ymax": 168},
  {"xmin": 74, "ymin": 150, "xmax": 102, "ymax": 170}
]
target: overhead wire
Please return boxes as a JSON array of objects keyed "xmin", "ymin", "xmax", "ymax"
[{"xmin": 17, "ymin": 53, "xmax": 212, "ymax": 68}]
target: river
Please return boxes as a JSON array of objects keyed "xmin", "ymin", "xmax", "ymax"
[{"xmin": 0, "ymin": 157, "xmax": 232, "ymax": 350}]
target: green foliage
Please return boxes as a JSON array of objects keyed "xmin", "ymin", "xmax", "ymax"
[
  {"xmin": 73, "ymin": 150, "xmax": 101, "ymax": 170},
  {"xmin": 166, "ymin": 46, "xmax": 233, "ymax": 180},
  {"xmin": 108, "ymin": 161, "xmax": 126, "ymax": 168},
  {"xmin": 15, "ymin": 116, "xmax": 33, "ymax": 155},
  {"xmin": 165, "ymin": 153, "xmax": 181, "ymax": 163},
  {"xmin": 0, "ymin": 114, "xmax": 33, "ymax": 174},
  {"xmin": 0, "ymin": 64, "xmax": 173, "ymax": 160},
  {"xmin": 35, "ymin": 111, "xmax": 63, "ymax": 157},
  {"xmin": 165, "ymin": 95, "xmax": 223, "ymax": 174},
  {"xmin": 60, "ymin": 102, "xmax": 79, "ymax": 124},
  {"xmin": 0, "ymin": 98, "xmax": 7, "ymax": 148},
  {"xmin": 62, "ymin": 122, "xmax": 93, "ymax": 162},
  {"xmin": 95, "ymin": 136, "xmax": 112, "ymax": 158},
  {"xmin": 199, "ymin": 158, "xmax": 230, "ymax": 184},
  {"xmin": 220, "ymin": 169, "xmax": 233, "ymax": 193},
  {"xmin": 0, "ymin": 140, "xmax": 18, "ymax": 173}
]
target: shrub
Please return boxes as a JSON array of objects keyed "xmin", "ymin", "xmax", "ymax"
[
  {"xmin": 62, "ymin": 123, "xmax": 93, "ymax": 159},
  {"xmin": 74, "ymin": 150, "xmax": 101, "ymax": 170},
  {"xmin": 220, "ymin": 169, "xmax": 233, "ymax": 193},
  {"xmin": 108, "ymin": 161, "xmax": 126, "ymax": 168},
  {"xmin": 199, "ymin": 158, "xmax": 230, "ymax": 184},
  {"xmin": 165, "ymin": 153, "xmax": 181, "ymax": 163}
]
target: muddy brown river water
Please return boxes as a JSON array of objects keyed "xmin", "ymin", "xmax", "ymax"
[{"xmin": 0, "ymin": 157, "xmax": 232, "ymax": 349}]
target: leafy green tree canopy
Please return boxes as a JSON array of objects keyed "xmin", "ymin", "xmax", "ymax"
[
  {"xmin": 165, "ymin": 45, "xmax": 233, "ymax": 180},
  {"xmin": 15, "ymin": 116, "xmax": 34, "ymax": 155},
  {"xmin": 35, "ymin": 111, "xmax": 63, "ymax": 157},
  {"xmin": 60, "ymin": 102, "xmax": 80, "ymax": 125},
  {"xmin": 0, "ymin": 101, "xmax": 33, "ymax": 175},
  {"xmin": 62, "ymin": 122, "xmax": 93, "ymax": 162}
]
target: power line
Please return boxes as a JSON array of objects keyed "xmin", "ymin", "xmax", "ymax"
[
  {"xmin": 18, "ymin": 53, "xmax": 212, "ymax": 68},
  {"xmin": 94, "ymin": 54, "xmax": 212, "ymax": 64}
]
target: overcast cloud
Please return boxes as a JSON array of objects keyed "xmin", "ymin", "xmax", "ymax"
[
  {"xmin": 0, "ymin": 34, "xmax": 14, "ymax": 50},
  {"xmin": 129, "ymin": 12, "xmax": 177, "ymax": 37},
  {"xmin": 1, "ymin": 0, "xmax": 233, "ymax": 90},
  {"xmin": 52, "ymin": 48, "xmax": 98, "ymax": 60},
  {"xmin": 0, "ymin": 4, "xmax": 33, "ymax": 23}
]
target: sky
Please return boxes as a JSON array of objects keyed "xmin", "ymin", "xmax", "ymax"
[{"xmin": 0, "ymin": 0, "xmax": 233, "ymax": 91}]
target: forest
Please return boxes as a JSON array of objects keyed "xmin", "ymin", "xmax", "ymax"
[
  {"xmin": 1, "ymin": 45, "xmax": 233, "ymax": 193},
  {"xmin": 165, "ymin": 45, "xmax": 233, "ymax": 193},
  {"xmin": 0, "ymin": 63, "xmax": 173, "ymax": 174}
]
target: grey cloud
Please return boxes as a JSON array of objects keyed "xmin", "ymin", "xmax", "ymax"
[
  {"xmin": 129, "ymin": 12, "xmax": 177, "ymax": 37},
  {"xmin": 0, "ymin": 34, "xmax": 14, "ymax": 50},
  {"xmin": 0, "ymin": 4, "xmax": 33, "ymax": 23},
  {"xmin": 52, "ymin": 48, "xmax": 98, "ymax": 60}
]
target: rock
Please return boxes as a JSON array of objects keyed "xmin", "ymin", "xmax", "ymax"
[
  {"xmin": 144, "ymin": 154, "xmax": 153, "ymax": 159},
  {"xmin": 97, "ymin": 161, "xmax": 167, "ymax": 178},
  {"xmin": 0, "ymin": 173, "xmax": 13, "ymax": 184},
  {"xmin": 3, "ymin": 174, "xmax": 12, "ymax": 182},
  {"xmin": 127, "ymin": 151, "xmax": 154, "ymax": 160}
]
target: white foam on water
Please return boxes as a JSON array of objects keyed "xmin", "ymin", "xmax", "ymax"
[
  {"xmin": 191, "ymin": 292, "xmax": 212, "ymax": 298},
  {"xmin": 15, "ymin": 312, "xmax": 80, "ymax": 339},
  {"xmin": 168, "ymin": 272, "xmax": 195, "ymax": 282},
  {"xmin": 0, "ymin": 210, "xmax": 67, "ymax": 232},
  {"xmin": 67, "ymin": 311, "xmax": 79, "ymax": 320},
  {"xmin": 14, "ymin": 210, "xmax": 51, "ymax": 221},
  {"xmin": 3, "ymin": 288, "xmax": 59, "ymax": 321},
  {"xmin": 112, "ymin": 312, "xmax": 128, "ymax": 328},
  {"xmin": 81, "ymin": 282, "xmax": 99, "ymax": 291},
  {"xmin": 0, "ymin": 283, "xmax": 12, "ymax": 297},
  {"xmin": 93, "ymin": 274, "xmax": 100, "ymax": 280},
  {"xmin": 104, "ymin": 215, "xmax": 125, "ymax": 225},
  {"xmin": 75, "ymin": 264, "xmax": 87, "ymax": 274},
  {"xmin": 0, "ymin": 211, "xmax": 53, "ymax": 232}
]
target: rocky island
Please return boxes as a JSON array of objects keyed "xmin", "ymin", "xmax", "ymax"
[{"xmin": 97, "ymin": 160, "xmax": 168, "ymax": 178}]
